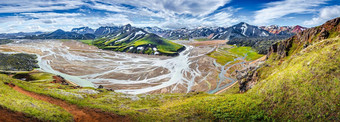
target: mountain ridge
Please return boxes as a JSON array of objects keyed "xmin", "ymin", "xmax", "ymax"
[{"xmin": 93, "ymin": 24, "xmax": 185, "ymax": 56}]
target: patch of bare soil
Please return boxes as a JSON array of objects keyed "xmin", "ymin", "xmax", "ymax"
[
  {"xmin": 0, "ymin": 106, "xmax": 41, "ymax": 122},
  {"xmin": 9, "ymin": 84, "xmax": 130, "ymax": 122}
]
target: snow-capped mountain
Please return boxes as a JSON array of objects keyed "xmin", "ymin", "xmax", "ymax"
[
  {"xmin": 93, "ymin": 24, "xmax": 185, "ymax": 56},
  {"xmin": 94, "ymin": 26, "xmax": 122, "ymax": 36},
  {"xmin": 156, "ymin": 22, "xmax": 271, "ymax": 40},
  {"xmin": 71, "ymin": 27, "xmax": 95, "ymax": 34}
]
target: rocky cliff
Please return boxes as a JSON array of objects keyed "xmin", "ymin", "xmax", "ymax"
[
  {"xmin": 237, "ymin": 17, "xmax": 340, "ymax": 92},
  {"xmin": 268, "ymin": 17, "xmax": 340, "ymax": 60}
]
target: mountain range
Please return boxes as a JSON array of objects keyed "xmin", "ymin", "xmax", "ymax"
[
  {"xmin": 5, "ymin": 23, "xmax": 307, "ymax": 41},
  {"xmin": 24, "ymin": 29, "xmax": 95, "ymax": 40},
  {"xmin": 0, "ymin": 31, "xmax": 44, "ymax": 39},
  {"xmin": 259, "ymin": 25, "xmax": 307, "ymax": 35},
  {"xmin": 93, "ymin": 24, "xmax": 185, "ymax": 56},
  {"xmin": 143, "ymin": 22, "xmax": 306, "ymax": 40}
]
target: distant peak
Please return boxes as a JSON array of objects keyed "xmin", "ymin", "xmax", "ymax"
[
  {"xmin": 124, "ymin": 24, "xmax": 132, "ymax": 27},
  {"xmin": 238, "ymin": 22, "xmax": 248, "ymax": 25},
  {"xmin": 123, "ymin": 24, "xmax": 133, "ymax": 31},
  {"xmin": 54, "ymin": 29, "xmax": 65, "ymax": 32}
]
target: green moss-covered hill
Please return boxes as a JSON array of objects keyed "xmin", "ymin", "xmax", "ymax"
[
  {"xmin": 0, "ymin": 53, "xmax": 39, "ymax": 71},
  {"xmin": 93, "ymin": 24, "xmax": 185, "ymax": 56},
  {"xmin": 0, "ymin": 39, "xmax": 13, "ymax": 45}
]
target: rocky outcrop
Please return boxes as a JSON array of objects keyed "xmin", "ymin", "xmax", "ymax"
[
  {"xmin": 268, "ymin": 17, "xmax": 340, "ymax": 60},
  {"xmin": 52, "ymin": 75, "xmax": 69, "ymax": 85},
  {"xmin": 236, "ymin": 63, "xmax": 263, "ymax": 92}
]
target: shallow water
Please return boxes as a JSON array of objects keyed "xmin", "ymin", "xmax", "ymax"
[{"xmin": 1, "ymin": 39, "xmax": 218, "ymax": 94}]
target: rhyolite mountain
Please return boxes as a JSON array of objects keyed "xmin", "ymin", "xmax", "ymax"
[
  {"xmin": 93, "ymin": 24, "xmax": 185, "ymax": 56},
  {"xmin": 24, "ymin": 29, "xmax": 96, "ymax": 40},
  {"xmin": 259, "ymin": 25, "xmax": 307, "ymax": 35},
  {"xmin": 226, "ymin": 24, "xmax": 306, "ymax": 54},
  {"xmin": 71, "ymin": 27, "xmax": 95, "ymax": 34},
  {"xmin": 146, "ymin": 22, "xmax": 272, "ymax": 40}
]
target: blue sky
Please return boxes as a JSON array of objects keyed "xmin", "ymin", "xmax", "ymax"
[{"xmin": 0, "ymin": 0, "xmax": 339, "ymax": 33}]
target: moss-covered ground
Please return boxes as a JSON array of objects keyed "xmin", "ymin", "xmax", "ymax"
[
  {"xmin": 0, "ymin": 74, "xmax": 73, "ymax": 122},
  {"xmin": 207, "ymin": 45, "xmax": 264, "ymax": 65},
  {"xmin": 93, "ymin": 33, "xmax": 184, "ymax": 56}
]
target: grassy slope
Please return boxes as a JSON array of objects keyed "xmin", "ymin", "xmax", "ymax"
[
  {"xmin": 147, "ymin": 37, "xmax": 339, "ymax": 121},
  {"xmin": 194, "ymin": 38, "xmax": 210, "ymax": 41},
  {"xmin": 253, "ymin": 37, "xmax": 339, "ymax": 120},
  {"xmin": 93, "ymin": 34, "xmax": 184, "ymax": 55},
  {"xmin": 0, "ymin": 75, "xmax": 73, "ymax": 122},
  {"xmin": 79, "ymin": 40, "xmax": 94, "ymax": 45}
]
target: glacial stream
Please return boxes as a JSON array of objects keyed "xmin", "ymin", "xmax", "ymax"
[
  {"xmin": 207, "ymin": 54, "xmax": 247, "ymax": 94},
  {"xmin": 1, "ymin": 40, "xmax": 216, "ymax": 94}
]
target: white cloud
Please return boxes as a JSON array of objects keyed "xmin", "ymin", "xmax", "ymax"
[
  {"xmin": 97, "ymin": 0, "xmax": 231, "ymax": 17},
  {"xmin": 254, "ymin": 0, "xmax": 329, "ymax": 25},
  {"xmin": 21, "ymin": 13, "xmax": 84, "ymax": 18},
  {"xmin": 0, "ymin": 0, "xmax": 84, "ymax": 13},
  {"xmin": 0, "ymin": 13, "xmax": 132, "ymax": 33},
  {"xmin": 303, "ymin": 5, "xmax": 340, "ymax": 25},
  {"xmin": 0, "ymin": 0, "xmax": 240, "ymax": 32}
]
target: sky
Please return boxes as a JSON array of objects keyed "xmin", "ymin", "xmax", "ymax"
[{"xmin": 0, "ymin": 0, "xmax": 339, "ymax": 33}]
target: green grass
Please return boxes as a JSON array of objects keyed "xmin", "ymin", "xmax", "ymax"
[
  {"xmin": 194, "ymin": 38, "xmax": 210, "ymax": 41},
  {"xmin": 79, "ymin": 40, "xmax": 94, "ymax": 45},
  {"xmin": 252, "ymin": 37, "xmax": 340, "ymax": 121},
  {"xmin": 93, "ymin": 33, "xmax": 184, "ymax": 56},
  {"xmin": 208, "ymin": 45, "xmax": 264, "ymax": 65},
  {"xmin": 0, "ymin": 74, "xmax": 73, "ymax": 122},
  {"xmin": 228, "ymin": 46, "xmax": 264, "ymax": 61}
]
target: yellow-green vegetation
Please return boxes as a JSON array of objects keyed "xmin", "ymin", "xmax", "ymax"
[
  {"xmin": 194, "ymin": 38, "xmax": 210, "ymax": 41},
  {"xmin": 11, "ymin": 78, "xmax": 212, "ymax": 120},
  {"xmin": 253, "ymin": 37, "xmax": 340, "ymax": 120},
  {"xmin": 0, "ymin": 74, "xmax": 73, "ymax": 122},
  {"xmin": 208, "ymin": 45, "xmax": 263, "ymax": 65},
  {"xmin": 13, "ymin": 72, "xmax": 55, "ymax": 83},
  {"xmin": 79, "ymin": 40, "xmax": 94, "ymax": 45},
  {"xmin": 229, "ymin": 46, "xmax": 264, "ymax": 60},
  {"xmin": 93, "ymin": 33, "xmax": 185, "ymax": 56}
]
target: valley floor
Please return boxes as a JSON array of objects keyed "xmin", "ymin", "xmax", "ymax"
[
  {"xmin": 0, "ymin": 37, "xmax": 338, "ymax": 121},
  {"xmin": 0, "ymin": 39, "xmax": 257, "ymax": 94}
]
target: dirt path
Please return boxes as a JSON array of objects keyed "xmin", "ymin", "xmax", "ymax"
[
  {"xmin": 213, "ymin": 81, "xmax": 238, "ymax": 95},
  {"xmin": 10, "ymin": 85, "xmax": 130, "ymax": 122},
  {"xmin": 0, "ymin": 106, "xmax": 41, "ymax": 122}
]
